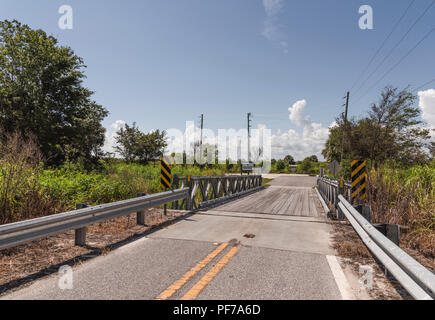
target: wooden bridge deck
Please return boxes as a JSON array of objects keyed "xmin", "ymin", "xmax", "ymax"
[{"xmin": 215, "ymin": 176, "xmax": 325, "ymax": 218}]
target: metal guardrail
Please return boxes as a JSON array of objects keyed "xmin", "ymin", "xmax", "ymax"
[
  {"xmin": 317, "ymin": 176, "xmax": 435, "ymax": 300},
  {"xmin": 0, "ymin": 188, "xmax": 189, "ymax": 250},
  {"xmin": 173, "ymin": 175, "xmax": 263, "ymax": 210},
  {"xmin": 317, "ymin": 176, "xmax": 351, "ymax": 208},
  {"xmin": 338, "ymin": 196, "xmax": 435, "ymax": 300},
  {"xmin": 0, "ymin": 175, "xmax": 264, "ymax": 251}
]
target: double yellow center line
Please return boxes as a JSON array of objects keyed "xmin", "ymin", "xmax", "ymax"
[{"xmin": 155, "ymin": 243, "xmax": 241, "ymax": 300}]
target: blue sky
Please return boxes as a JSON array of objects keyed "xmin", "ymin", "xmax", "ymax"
[{"xmin": 1, "ymin": 0, "xmax": 434, "ymax": 160}]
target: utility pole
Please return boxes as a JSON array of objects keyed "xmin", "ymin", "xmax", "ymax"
[
  {"xmin": 341, "ymin": 92, "xmax": 350, "ymax": 162},
  {"xmin": 200, "ymin": 114, "xmax": 204, "ymax": 166},
  {"xmin": 247, "ymin": 113, "xmax": 252, "ymax": 163},
  {"xmin": 344, "ymin": 92, "xmax": 349, "ymax": 124}
]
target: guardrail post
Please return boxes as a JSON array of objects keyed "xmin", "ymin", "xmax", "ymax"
[
  {"xmin": 373, "ymin": 223, "xmax": 400, "ymax": 246},
  {"xmin": 355, "ymin": 205, "xmax": 371, "ymax": 223},
  {"xmin": 373, "ymin": 223, "xmax": 401, "ymax": 278},
  {"xmin": 186, "ymin": 176, "xmax": 192, "ymax": 210},
  {"xmin": 75, "ymin": 204, "xmax": 89, "ymax": 246},
  {"xmin": 172, "ymin": 175, "xmax": 179, "ymax": 209},
  {"xmin": 136, "ymin": 193, "xmax": 147, "ymax": 225},
  {"xmin": 336, "ymin": 179, "xmax": 345, "ymax": 220}
]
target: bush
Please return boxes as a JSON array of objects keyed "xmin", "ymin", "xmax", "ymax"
[
  {"xmin": 296, "ymin": 159, "xmax": 318, "ymax": 175},
  {"xmin": 275, "ymin": 160, "xmax": 286, "ymax": 172},
  {"xmin": 0, "ymin": 131, "xmax": 47, "ymax": 223}
]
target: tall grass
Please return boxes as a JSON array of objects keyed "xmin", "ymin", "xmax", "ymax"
[
  {"xmin": 0, "ymin": 130, "xmax": 227, "ymax": 223},
  {"xmin": 0, "ymin": 131, "xmax": 58, "ymax": 224},
  {"xmin": 39, "ymin": 161, "xmax": 226, "ymax": 210},
  {"xmin": 367, "ymin": 163, "xmax": 434, "ymax": 258}
]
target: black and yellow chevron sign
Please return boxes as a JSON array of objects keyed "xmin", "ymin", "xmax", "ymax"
[
  {"xmin": 351, "ymin": 160, "xmax": 367, "ymax": 201},
  {"xmin": 160, "ymin": 156, "xmax": 172, "ymax": 189}
]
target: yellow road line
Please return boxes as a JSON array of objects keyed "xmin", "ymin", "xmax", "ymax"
[
  {"xmin": 181, "ymin": 245, "xmax": 241, "ymax": 300},
  {"xmin": 154, "ymin": 243, "xmax": 228, "ymax": 300}
]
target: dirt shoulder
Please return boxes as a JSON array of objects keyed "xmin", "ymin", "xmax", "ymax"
[
  {"xmin": 330, "ymin": 221, "xmax": 434, "ymax": 300},
  {"xmin": 0, "ymin": 208, "xmax": 190, "ymax": 297}
]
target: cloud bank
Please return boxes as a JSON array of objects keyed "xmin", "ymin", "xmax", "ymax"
[
  {"xmin": 270, "ymin": 99, "xmax": 333, "ymax": 161},
  {"xmin": 103, "ymin": 100, "xmax": 333, "ymax": 162},
  {"xmin": 418, "ymin": 89, "xmax": 435, "ymax": 136}
]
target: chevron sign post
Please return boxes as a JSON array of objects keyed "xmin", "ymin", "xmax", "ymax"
[
  {"xmin": 161, "ymin": 156, "xmax": 173, "ymax": 190},
  {"xmin": 351, "ymin": 160, "xmax": 367, "ymax": 203}
]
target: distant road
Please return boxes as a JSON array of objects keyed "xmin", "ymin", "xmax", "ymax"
[{"xmin": 3, "ymin": 175, "xmax": 353, "ymax": 300}]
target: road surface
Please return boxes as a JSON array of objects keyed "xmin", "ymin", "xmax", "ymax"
[{"xmin": 2, "ymin": 175, "xmax": 353, "ymax": 300}]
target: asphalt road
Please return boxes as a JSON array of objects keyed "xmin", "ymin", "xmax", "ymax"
[{"xmin": 2, "ymin": 175, "xmax": 351, "ymax": 300}]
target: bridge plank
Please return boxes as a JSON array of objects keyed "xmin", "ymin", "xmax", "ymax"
[{"xmin": 215, "ymin": 183, "xmax": 323, "ymax": 218}]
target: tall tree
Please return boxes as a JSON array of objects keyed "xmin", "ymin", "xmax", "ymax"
[
  {"xmin": 308, "ymin": 155, "xmax": 318, "ymax": 163},
  {"xmin": 114, "ymin": 123, "xmax": 142, "ymax": 162},
  {"xmin": 283, "ymin": 155, "xmax": 295, "ymax": 165},
  {"xmin": 323, "ymin": 87, "xmax": 431, "ymax": 166},
  {"xmin": 0, "ymin": 20, "xmax": 108, "ymax": 164},
  {"xmin": 136, "ymin": 129, "xmax": 167, "ymax": 163},
  {"xmin": 115, "ymin": 122, "xmax": 167, "ymax": 164}
]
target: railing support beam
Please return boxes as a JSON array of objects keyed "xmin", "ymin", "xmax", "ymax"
[
  {"xmin": 75, "ymin": 203, "xmax": 89, "ymax": 246},
  {"xmin": 136, "ymin": 193, "xmax": 147, "ymax": 225}
]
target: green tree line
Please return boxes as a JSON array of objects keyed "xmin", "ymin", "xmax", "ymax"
[{"xmin": 322, "ymin": 86, "xmax": 433, "ymax": 170}]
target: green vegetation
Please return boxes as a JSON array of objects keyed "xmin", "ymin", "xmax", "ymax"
[
  {"xmin": 323, "ymin": 86, "xmax": 432, "ymax": 167},
  {"xmin": 270, "ymin": 155, "xmax": 325, "ymax": 175},
  {"xmin": 321, "ymin": 86, "xmax": 434, "ymax": 258},
  {"xmin": 0, "ymin": 131, "xmax": 226, "ymax": 224},
  {"xmin": 114, "ymin": 123, "xmax": 167, "ymax": 163},
  {"xmin": 40, "ymin": 161, "xmax": 225, "ymax": 208},
  {"xmin": 0, "ymin": 20, "xmax": 108, "ymax": 166},
  {"xmin": 367, "ymin": 162, "xmax": 434, "ymax": 257}
]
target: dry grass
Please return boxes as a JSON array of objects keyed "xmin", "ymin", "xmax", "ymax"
[
  {"xmin": 0, "ymin": 208, "xmax": 189, "ymax": 296},
  {"xmin": 330, "ymin": 220, "xmax": 434, "ymax": 300},
  {"xmin": 330, "ymin": 222, "xmax": 408, "ymax": 300},
  {"xmin": 331, "ymin": 222, "xmax": 372, "ymax": 262},
  {"xmin": 367, "ymin": 167, "xmax": 435, "ymax": 259}
]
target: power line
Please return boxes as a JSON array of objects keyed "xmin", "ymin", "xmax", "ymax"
[
  {"xmin": 413, "ymin": 77, "xmax": 435, "ymax": 92},
  {"xmin": 349, "ymin": 0, "xmax": 416, "ymax": 92},
  {"xmin": 354, "ymin": 25, "xmax": 435, "ymax": 104},
  {"xmin": 352, "ymin": 0, "xmax": 435, "ymax": 97}
]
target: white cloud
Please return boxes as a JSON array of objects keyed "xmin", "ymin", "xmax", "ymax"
[
  {"xmin": 272, "ymin": 99, "xmax": 333, "ymax": 160},
  {"xmin": 418, "ymin": 89, "xmax": 435, "ymax": 131},
  {"xmin": 261, "ymin": 0, "xmax": 288, "ymax": 53},
  {"xmin": 103, "ymin": 120, "xmax": 126, "ymax": 154},
  {"xmin": 288, "ymin": 99, "xmax": 310, "ymax": 127},
  {"xmin": 329, "ymin": 121, "xmax": 339, "ymax": 129},
  {"xmin": 263, "ymin": 0, "xmax": 283, "ymax": 16}
]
